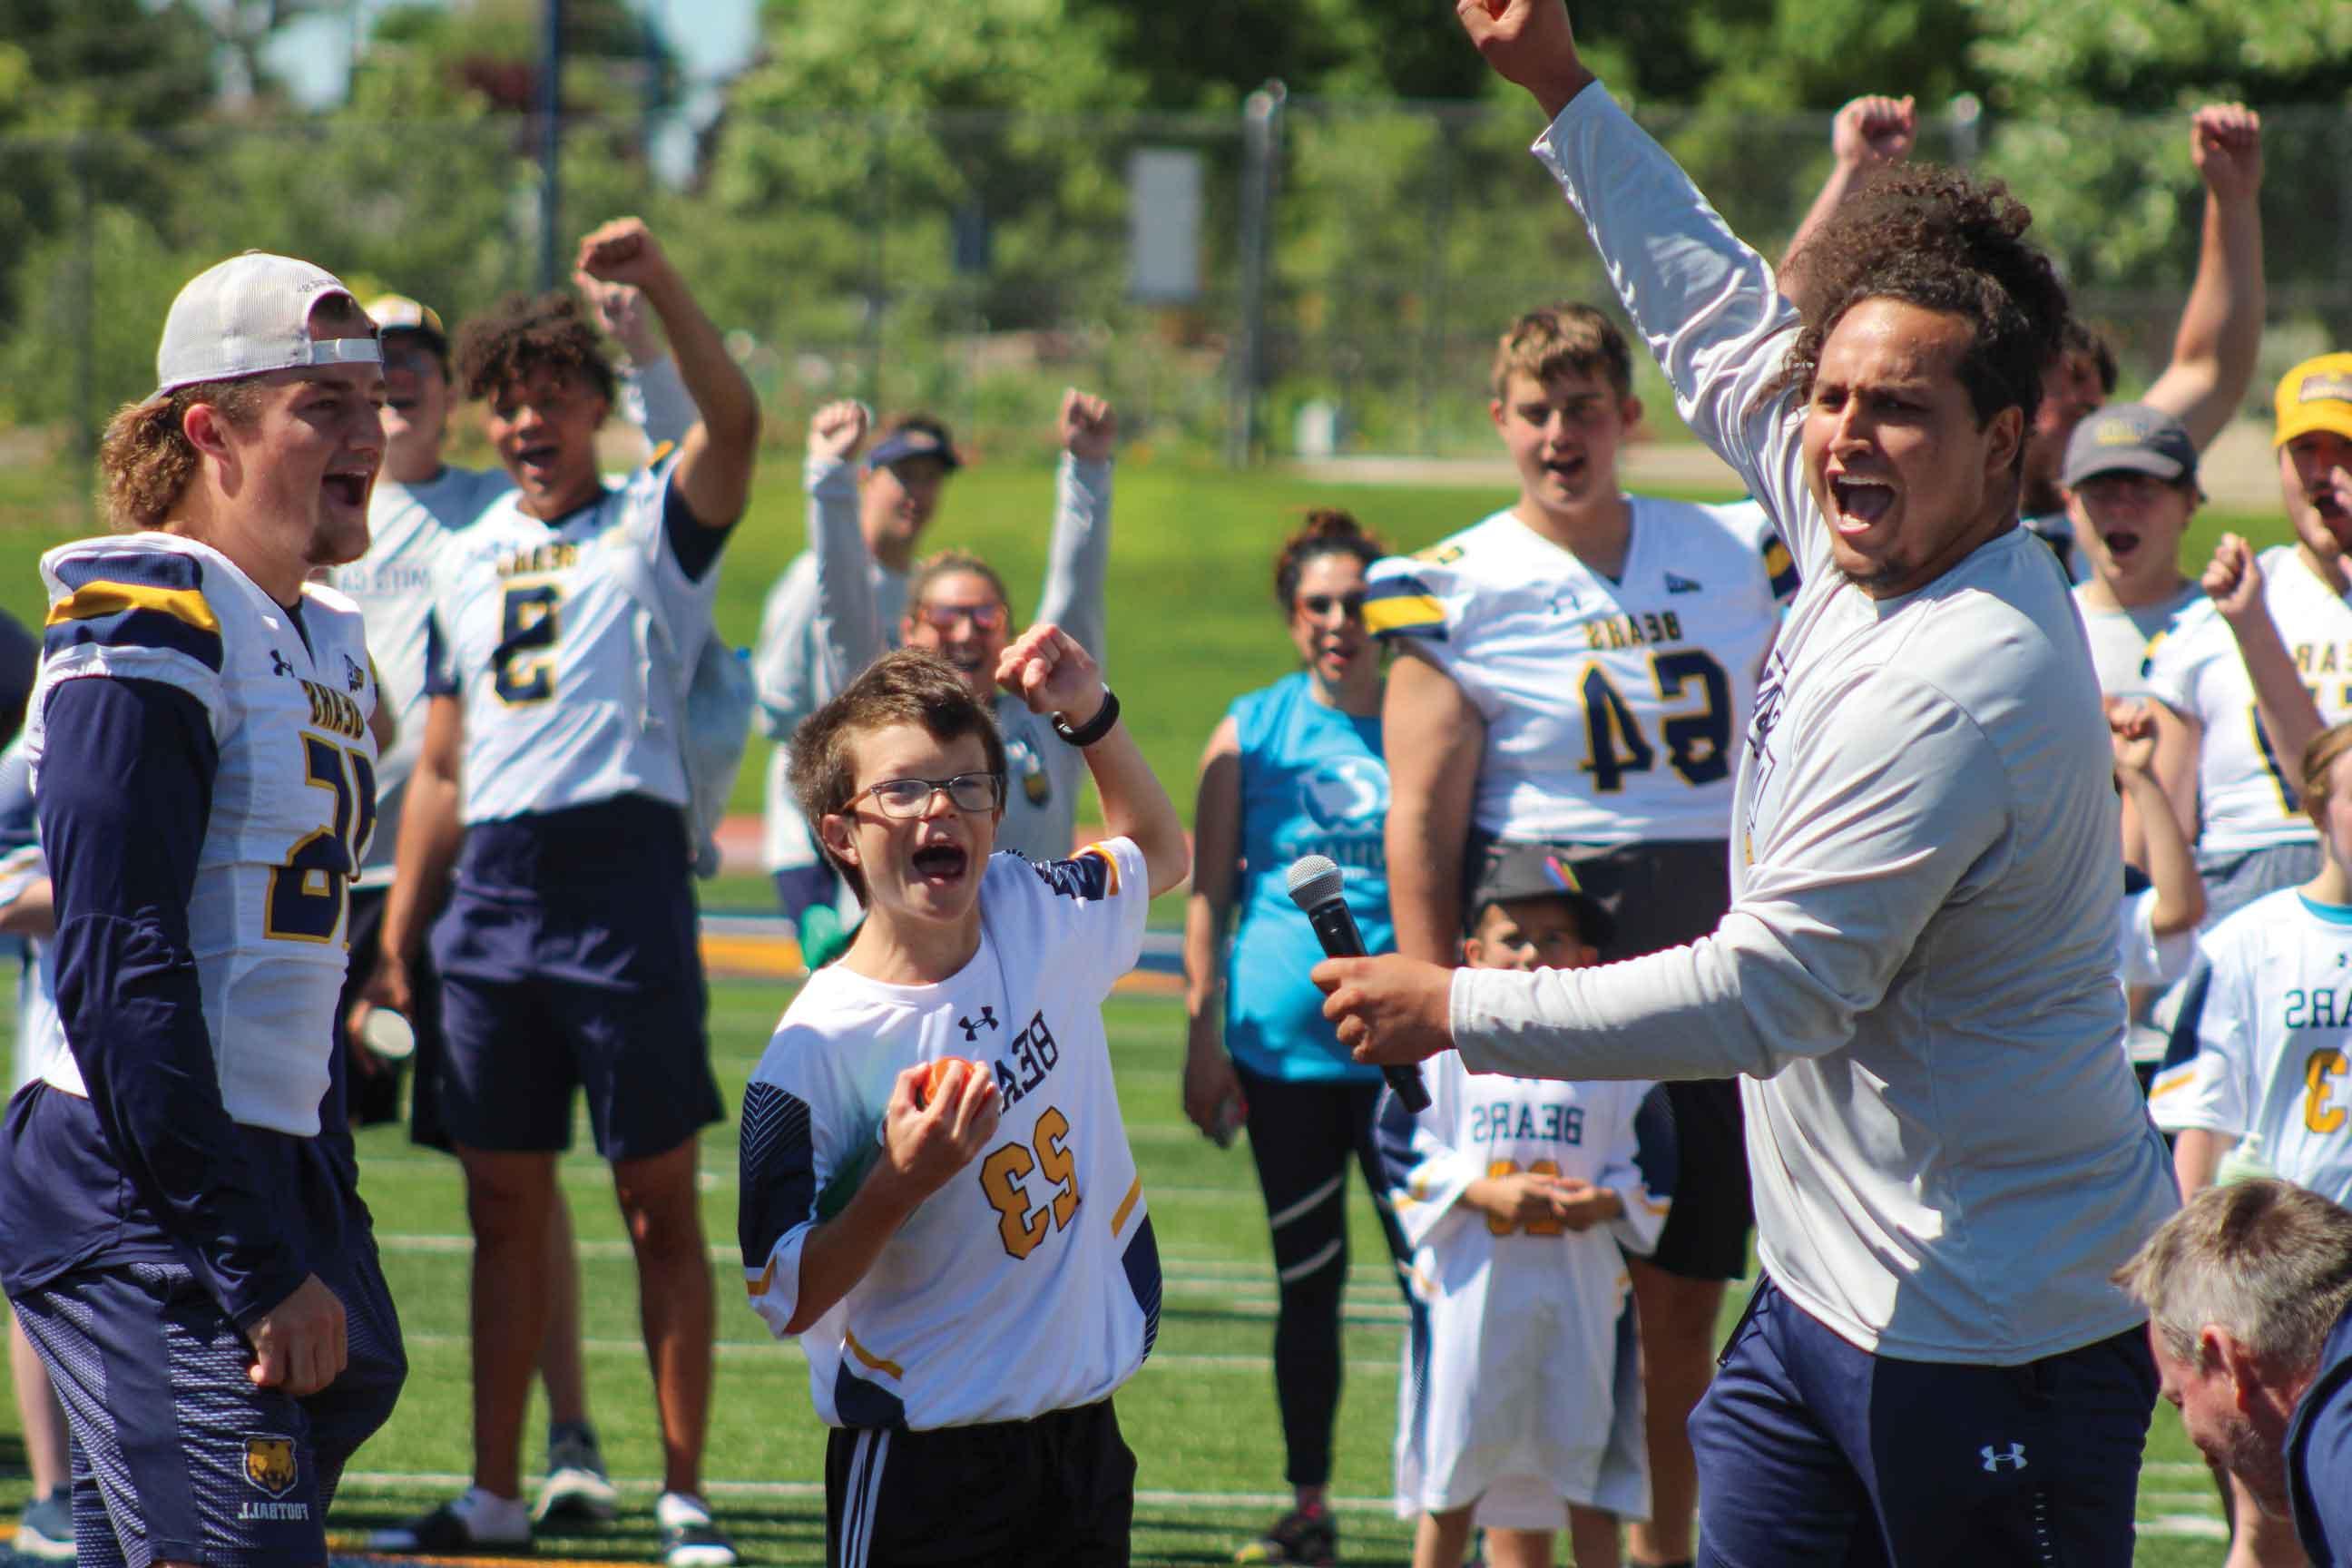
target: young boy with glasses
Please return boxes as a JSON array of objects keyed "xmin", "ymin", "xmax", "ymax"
[{"xmin": 740, "ymin": 640, "xmax": 1188, "ymax": 1566}]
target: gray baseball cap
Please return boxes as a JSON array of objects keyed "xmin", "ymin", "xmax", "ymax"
[
  {"xmin": 1465, "ymin": 842, "xmax": 1616, "ymax": 946},
  {"xmin": 2061, "ymin": 401, "xmax": 2199, "ymax": 490},
  {"xmin": 154, "ymin": 252, "xmax": 380, "ymax": 396}
]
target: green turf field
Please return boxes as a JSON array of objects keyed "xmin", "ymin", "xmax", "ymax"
[{"xmin": 0, "ymin": 978, "xmax": 2233, "ymax": 1564}]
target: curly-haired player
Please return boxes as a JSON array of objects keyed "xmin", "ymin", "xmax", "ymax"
[
  {"xmin": 1319, "ymin": 6, "xmax": 2180, "ymax": 1563},
  {"xmin": 365, "ymin": 219, "xmax": 760, "ymax": 1563}
]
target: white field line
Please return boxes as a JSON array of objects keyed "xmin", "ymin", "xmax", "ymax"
[
  {"xmin": 324, "ymin": 1471, "xmax": 2225, "ymax": 1535},
  {"xmin": 388, "ymin": 1329, "xmax": 1397, "ymax": 1376}
]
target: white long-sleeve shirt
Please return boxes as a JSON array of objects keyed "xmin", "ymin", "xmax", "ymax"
[{"xmin": 1448, "ymin": 84, "xmax": 2177, "ymax": 1365}]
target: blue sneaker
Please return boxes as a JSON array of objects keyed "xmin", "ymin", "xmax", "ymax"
[{"xmin": 14, "ymin": 1487, "xmax": 74, "ymax": 1562}]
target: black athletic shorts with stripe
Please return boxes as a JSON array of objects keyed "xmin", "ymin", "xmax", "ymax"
[
  {"xmin": 825, "ymin": 1398, "xmax": 1135, "ymax": 1567},
  {"xmin": 1469, "ymin": 834, "xmax": 1755, "ymax": 1282}
]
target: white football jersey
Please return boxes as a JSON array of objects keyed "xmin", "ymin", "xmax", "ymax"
[
  {"xmin": 0, "ymin": 844, "xmax": 61, "ymax": 1096},
  {"xmin": 26, "ymin": 534, "xmax": 379, "ymax": 1136},
  {"xmin": 1364, "ymin": 500, "xmax": 1793, "ymax": 846},
  {"xmin": 2144, "ymin": 548, "xmax": 2352, "ymax": 854},
  {"xmin": 740, "ymin": 841, "xmax": 1159, "ymax": 1430},
  {"xmin": 329, "ymin": 464, "xmax": 508, "ymax": 877},
  {"xmin": 1383, "ymin": 1052, "xmax": 1670, "ymax": 1524},
  {"xmin": 2149, "ymin": 887, "xmax": 2352, "ymax": 1204},
  {"xmin": 431, "ymin": 454, "xmax": 719, "ymax": 824},
  {"xmin": 2070, "ymin": 583, "xmax": 2201, "ymax": 701}
]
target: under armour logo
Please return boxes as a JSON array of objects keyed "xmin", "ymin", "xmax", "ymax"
[
  {"xmin": 958, "ymin": 1007, "xmax": 999, "ymax": 1042},
  {"xmin": 269, "ymin": 650, "xmax": 295, "ymax": 678},
  {"xmin": 1548, "ymin": 587, "xmax": 1581, "ymax": 616},
  {"xmin": 1980, "ymin": 1443, "xmax": 2028, "ymax": 1473},
  {"xmin": 343, "ymin": 653, "xmax": 365, "ymax": 692}
]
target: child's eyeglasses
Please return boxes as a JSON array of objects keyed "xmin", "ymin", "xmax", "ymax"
[{"xmin": 853, "ymin": 772, "xmax": 1006, "ymax": 818}]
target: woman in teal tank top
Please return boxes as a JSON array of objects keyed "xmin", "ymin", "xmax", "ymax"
[{"xmin": 1183, "ymin": 512, "xmax": 1412, "ymax": 1563}]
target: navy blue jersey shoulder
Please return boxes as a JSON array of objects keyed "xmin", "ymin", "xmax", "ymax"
[
  {"xmin": 662, "ymin": 467, "xmax": 732, "ymax": 583},
  {"xmin": 44, "ymin": 547, "xmax": 223, "ymax": 672},
  {"xmin": 2288, "ymin": 1302, "xmax": 2352, "ymax": 1565},
  {"xmin": 1027, "ymin": 848, "xmax": 1114, "ymax": 904},
  {"xmin": 738, "ymin": 1079, "xmax": 817, "ymax": 1275},
  {"xmin": 1632, "ymin": 1083, "xmax": 1680, "ymax": 1201}
]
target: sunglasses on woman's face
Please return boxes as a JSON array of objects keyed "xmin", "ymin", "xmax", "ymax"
[
  {"xmin": 1296, "ymin": 592, "xmax": 1367, "ymax": 621},
  {"xmin": 916, "ymin": 601, "xmax": 1007, "ymax": 632}
]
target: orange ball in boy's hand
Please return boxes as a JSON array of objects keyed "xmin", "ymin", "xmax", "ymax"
[{"xmin": 915, "ymin": 1057, "xmax": 986, "ymax": 1110}]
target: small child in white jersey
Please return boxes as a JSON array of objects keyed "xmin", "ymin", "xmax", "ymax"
[
  {"xmin": 1379, "ymin": 846, "xmax": 1675, "ymax": 1568},
  {"xmin": 739, "ymin": 638, "xmax": 1188, "ymax": 1568}
]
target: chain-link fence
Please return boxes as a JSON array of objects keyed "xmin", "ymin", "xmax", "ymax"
[{"xmin": 4, "ymin": 93, "xmax": 2347, "ymax": 474}]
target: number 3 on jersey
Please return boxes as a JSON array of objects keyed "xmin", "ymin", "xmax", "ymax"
[
  {"xmin": 266, "ymin": 733, "xmax": 377, "ymax": 945},
  {"xmin": 495, "ymin": 582, "xmax": 563, "ymax": 704},
  {"xmin": 979, "ymin": 1107, "xmax": 1081, "ymax": 1259},
  {"xmin": 1581, "ymin": 650, "xmax": 1732, "ymax": 792}
]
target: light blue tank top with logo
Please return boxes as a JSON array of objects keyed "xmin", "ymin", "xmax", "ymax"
[{"xmin": 1223, "ymin": 672, "xmax": 1393, "ymax": 1082}]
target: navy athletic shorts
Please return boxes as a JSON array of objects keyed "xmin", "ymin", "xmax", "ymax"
[
  {"xmin": 431, "ymin": 794, "xmax": 722, "ymax": 1163},
  {"xmin": 1689, "ymin": 1274, "xmax": 2156, "ymax": 1566},
  {"xmin": 8, "ymin": 1133, "xmax": 406, "ymax": 1567}
]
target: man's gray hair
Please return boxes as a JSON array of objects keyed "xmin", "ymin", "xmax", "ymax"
[{"xmin": 2113, "ymin": 1181, "xmax": 2352, "ymax": 1372}]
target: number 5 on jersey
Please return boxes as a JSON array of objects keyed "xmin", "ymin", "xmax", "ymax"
[
  {"xmin": 495, "ymin": 582, "xmax": 563, "ymax": 704},
  {"xmin": 266, "ymin": 733, "xmax": 377, "ymax": 945}
]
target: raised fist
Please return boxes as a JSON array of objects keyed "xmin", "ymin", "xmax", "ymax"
[
  {"xmin": 1833, "ymin": 94, "xmax": 1916, "ymax": 171},
  {"xmin": 1452, "ymin": 0, "xmax": 1591, "ymax": 117},
  {"xmin": 2106, "ymin": 697, "xmax": 2157, "ymax": 779},
  {"xmin": 574, "ymin": 270, "xmax": 661, "ymax": 359},
  {"xmin": 809, "ymin": 399, "xmax": 871, "ymax": 466},
  {"xmin": 1059, "ymin": 388, "xmax": 1117, "ymax": 463},
  {"xmin": 574, "ymin": 217, "xmax": 673, "ymax": 292},
  {"xmin": 2190, "ymin": 104, "xmax": 2263, "ymax": 204},
  {"xmin": 2202, "ymin": 532, "xmax": 2265, "ymax": 622},
  {"xmin": 995, "ymin": 622, "xmax": 1103, "ymax": 723}
]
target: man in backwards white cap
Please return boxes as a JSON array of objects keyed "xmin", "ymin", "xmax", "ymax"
[{"xmin": 0, "ymin": 250, "xmax": 407, "ymax": 1566}]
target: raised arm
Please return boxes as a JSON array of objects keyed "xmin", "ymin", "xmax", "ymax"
[
  {"xmin": 1458, "ymin": 1, "xmax": 1817, "ymax": 568},
  {"xmin": 574, "ymin": 218, "xmax": 761, "ymax": 529},
  {"xmin": 2142, "ymin": 106, "xmax": 2265, "ymax": 453},
  {"xmin": 579, "ymin": 272, "xmax": 698, "ymax": 455},
  {"xmin": 2205, "ymin": 534, "xmax": 2322, "ymax": 774},
  {"xmin": 1034, "ymin": 389, "xmax": 1116, "ymax": 664},
  {"xmin": 2111, "ymin": 700, "xmax": 2204, "ymax": 936},
  {"xmin": 804, "ymin": 401, "xmax": 888, "ymax": 693},
  {"xmin": 1781, "ymin": 95, "xmax": 1917, "ymax": 316},
  {"xmin": 996, "ymin": 623, "xmax": 1189, "ymax": 897}
]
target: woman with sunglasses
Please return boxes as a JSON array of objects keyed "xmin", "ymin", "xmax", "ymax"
[
  {"xmin": 1182, "ymin": 511, "xmax": 1413, "ymax": 1568},
  {"xmin": 800, "ymin": 393, "xmax": 1115, "ymax": 875}
]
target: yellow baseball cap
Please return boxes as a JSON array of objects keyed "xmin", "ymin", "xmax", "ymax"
[{"xmin": 2276, "ymin": 353, "xmax": 2352, "ymax": 448}]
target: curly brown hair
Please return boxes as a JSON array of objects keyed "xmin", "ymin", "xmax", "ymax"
[
  {"xmin": 97, "ymin": 380, "xmax": 269, "ymax": 533},
  {"xmin": 1766, "ymin": 166, "xmax": 2070, "ymax": 446},
  {"xmin": 453, "ymin": 289, "xmax": 617, "ymax": 408},
  {"xmin": 1273, "ymin": 508, "xmax": 1386, "ymax": 610}
]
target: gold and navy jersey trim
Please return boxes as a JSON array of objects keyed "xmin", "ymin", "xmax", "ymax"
[
  {"xmin": 1364, "ymin": 575, "xmax": 1447, "ymax": 642},
  {"xmin": 1032, "ymin": 843, "xmax": 1120, "ymax": 902},
  {"xmin": 1760, "ymin": 534, "xmax": 1800, "ymax": 603},
  {"xmin": 45, "ymin": 551, "xmax": 223, "ymax": 672}
]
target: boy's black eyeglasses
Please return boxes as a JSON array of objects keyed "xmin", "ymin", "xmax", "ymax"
[
  {"xmin": 1297, "ymin": 592, "xmax": 1367, "ymax": 620},
  {"xmin": 852, "ymin": 772, "xmax": 1006, "ymax": 818}
]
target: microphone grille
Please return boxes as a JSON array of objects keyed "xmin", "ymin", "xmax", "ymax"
[{"xmin": 1284, "ymin": 854, "xmax": 1346, "ymax": 912}]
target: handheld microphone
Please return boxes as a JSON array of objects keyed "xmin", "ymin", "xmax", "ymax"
[{"xmin": 1287, "ymin": 855, "xmax": 1432, "ymax": 1113}]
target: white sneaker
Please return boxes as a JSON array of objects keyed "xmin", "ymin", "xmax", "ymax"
[
  {"xmin": 368, "ymin": 1486, "xmax": 533, "ymax": 1552},
  {"xmin": 534, "ymin": 1424, "xmax": 621, "ymax": 1525},
  {"xmin": 656, "ymin": 1491, "xmax": 739, "ymax": 1567}
]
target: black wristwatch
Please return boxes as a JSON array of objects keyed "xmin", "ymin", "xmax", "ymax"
[{"xmin": 1053, "ymin": 686, "xmax": 1121, "ymax": 748}]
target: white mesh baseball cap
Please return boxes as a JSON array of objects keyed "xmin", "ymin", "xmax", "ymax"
[{"xmin": 153, "ymin": 251, "xmax": 382, "ymax": 395}]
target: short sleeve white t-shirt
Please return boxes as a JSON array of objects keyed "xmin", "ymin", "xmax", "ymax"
[{"xmin": 739, "ymin": 840, "xmax": 1161, "ymax": 1429}]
